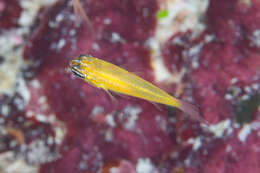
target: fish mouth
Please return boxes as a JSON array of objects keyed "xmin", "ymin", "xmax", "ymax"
[{"xmin": 70, "ymin": 60, "xmax": 86, "ymax": 79}]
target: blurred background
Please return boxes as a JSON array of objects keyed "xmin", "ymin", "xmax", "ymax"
[{"xmin": 0, "ymin": 0, "xmax": 259, "ymax": 172}]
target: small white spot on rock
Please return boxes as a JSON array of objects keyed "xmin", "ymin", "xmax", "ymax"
[
  {"xmin": 104, "ymin": 18, "xmax": 111, "ymax": 25},
  {"xmin": 225, "ymin": 93, "xmax": 233, "ymax": 100},
  {"xmin": 35, "ymin": 114, "xmax": 47, "ymax": 123},
  {"xmin": 226, "ymin": 145, "xmax": 232, "ymax": 152},
  {"xmin": 230, "ymin": 77, "xmax": 238, "ymax": 84},
  {"xmin": 92, "ymin": 43, "xmax": 100, "ymax": 51},
  {"xmin": 238, "ymin": 124, "xmax": 251, "ymax": 143},
  {"xmin": 16, "ymin": 77, "xmax": 30, "ymax": 105},
  {"xmin": 109, "ymin": 167, "xmax": 118, "ymax": 173},
  {"xmin": 69, "ymin": 29, "xmax": 76, "ymax": 36},
  {"xmin": 30, "ymin": 79, "xmax": 40, "ymax": 89},
  {"xmin": 209, "ymin": 119, "xmax": 232, "ymax": 138},
  {"xmin": 249, "ymin": 30, "xmax": 260, "ymax": 47},
  {"xmin": 1, "ymin": 105, "xmax": 10, "ymax": 116},
  {"xmin": 111, "ymin": 32, "xmax": 125, "ymax": 43},
  {"xmin": 136, "ymin": 158, "xmax": 155, "ymax": 173},
  {"xmin": 91, "ymin": 106, "xmax": 104, "ymax": 115},
  {"xmin": 106, "ymin": 113, "xmax": 116, "ymax": 127},
  {"xmin": 123, "ymin": 106, "xmax": 141, "ymax": 130},
  {"xmin": 187, "ymin": 137, "xmax": 202, "ymax": 151},
  {"xmin": 55, "ymin": 13, "xmax": 64, "ymax": 22},
  {"xmin": 56, "ymin": 39, "xmax": 66, "ymax": 50}
]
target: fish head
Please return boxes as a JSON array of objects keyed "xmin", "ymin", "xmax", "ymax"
[{"xmin": 69, "ymin": 54, "xmax": 94, "ymax": 79}]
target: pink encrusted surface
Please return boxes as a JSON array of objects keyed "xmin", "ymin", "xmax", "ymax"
[
  {"xmin": 0, "ymin": 0, "xmax": 259, "ymax": 173},
  {"xmin": 0, "ymin": 0, "xmax": 21, "ymax": 33}
]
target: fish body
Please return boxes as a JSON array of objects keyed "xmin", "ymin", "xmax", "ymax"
[{"xmin": 70, "ymin": 55, "xmax": 205, "ymax": 123}]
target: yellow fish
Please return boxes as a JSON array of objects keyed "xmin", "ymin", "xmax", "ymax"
[{"xmin": 70, "ymin": 55, "xmax": 206, "ymax": 123}]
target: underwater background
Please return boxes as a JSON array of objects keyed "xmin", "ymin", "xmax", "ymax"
[{"xmin": 0, "ymin": 0, "xmax": 259, "ymax": 172}]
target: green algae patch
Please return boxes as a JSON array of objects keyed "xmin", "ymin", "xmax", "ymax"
[
  {"xmin": 157, "ymin": 9, "xmax": 169, "ymax": 20},
  {"xmin": 236, "ymin": 94, "xmax": 260, "ymax": 124}
]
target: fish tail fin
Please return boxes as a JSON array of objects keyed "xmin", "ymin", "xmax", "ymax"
[{"xmin": 178, "ymin": 100, "xmax": 209, "ymax": 125}]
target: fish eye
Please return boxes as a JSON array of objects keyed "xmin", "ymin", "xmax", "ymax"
[
  {"xmin": 78, "ymin": 54, "xmax": 94, "ymax": 61},
  {"xmin": 78, "ymin": 54, "xmax": 87, "ymax": 59}
]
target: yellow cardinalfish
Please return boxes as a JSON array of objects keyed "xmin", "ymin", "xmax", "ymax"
[{"xmin": 69, "ymin": 55, "xmax": 206, "ymax": 124}]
